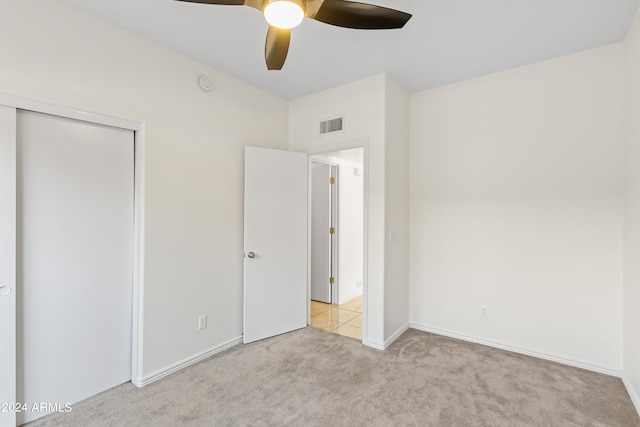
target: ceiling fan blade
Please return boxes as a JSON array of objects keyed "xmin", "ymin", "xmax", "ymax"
[
  {"xmin": 174, "ymin": 0, "xmax": 245, "ymax": 5},
  {"xmin": 312, "ymin": 0, "xmax": 411, "ymax": 29},
  {"xmin": 175, "ymin": 0, "xmax": 264, "ymax": 11},
  {"xmin": 265, "ymin": 26, "xmax": 291, "ymax": 70}
]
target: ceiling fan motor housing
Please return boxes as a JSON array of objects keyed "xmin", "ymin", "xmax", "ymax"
[{"xmin": 263, "ymin": 0, "xmax": 307, "ymax": 29}]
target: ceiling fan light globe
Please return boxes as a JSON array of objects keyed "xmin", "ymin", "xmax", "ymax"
[{"xmin": 264, "ymin": 0, "xmax": 305, "ymax": 29}]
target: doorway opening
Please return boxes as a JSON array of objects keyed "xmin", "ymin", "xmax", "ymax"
[{"xmin": 308, "ymin": 147, "xmax": 365, "ymax": 340}]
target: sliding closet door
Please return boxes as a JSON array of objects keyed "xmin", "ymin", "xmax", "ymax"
[
  {"xmin": 16, "ymin": 111, "xmax": 133, "ymax": 424},
  {"xmin": 0, "ymin": 106, "xmax": 17, "ymax": 427}
]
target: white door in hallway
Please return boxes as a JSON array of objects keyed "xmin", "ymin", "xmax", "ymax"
[
  {"xmin": 310, "ymin": 161, "xmax": 334, "ymax": 303},
  {"xmin": 16, "ymin": 110, "xmax": 134, "ymax": 424},
  {"xmin": 243, "ymin": 147, "xmax": 308, "ymax": 344}
]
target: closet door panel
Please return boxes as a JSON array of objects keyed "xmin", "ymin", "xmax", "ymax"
[
  {"xmin": 0, "ymin": 106, "xmax": 17, "ymax": 427},
  {"xmin": 17, "ymin": 111, "xmax": 133, "ymax": 424}
]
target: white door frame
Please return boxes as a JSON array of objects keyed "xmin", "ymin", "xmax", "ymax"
[
  {"xmin": 0, "ymin": 93, "xmax": 145, "ymax": 385},
  {"xmin": 306, "ymin": 140, "xmax": 368, "ymax": 343}
]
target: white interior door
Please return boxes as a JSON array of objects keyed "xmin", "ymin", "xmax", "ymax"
[
  {"xmin": 243, "ymin": 147, "xmax": 308, "ymax": 344},
  {"xmin": 16, "ymin": 111, "xmax": 133, "ymax": 424},
  {"xmin": 0, "ymin": 106, "xmax": 17, "ymax": 427},
  {"xmin": 310, "ymin": 162, "xmax": 333, "ymax": 303}
]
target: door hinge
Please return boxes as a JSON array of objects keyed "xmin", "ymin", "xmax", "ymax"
[
  {"xmin": 329, "ymin": 277, "xmax": 335, "ymax": 284},
  {"xmin": 329, "ymin": 227, "xmax": 335, "ymax": 234},
  {"xmin": 330, "ymin": 177, "xmax": 335, "ymax": 184}
]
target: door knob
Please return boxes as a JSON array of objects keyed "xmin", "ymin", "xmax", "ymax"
[
  {"xmin": 247, "ymin": 252, "xmax": 256, "ymax": 259},
  {"xmin": 0, "ymin": 286, "xmax": 11, "ymax": 297}
]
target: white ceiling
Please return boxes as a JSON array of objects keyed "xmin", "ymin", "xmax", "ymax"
[{"xmin": 60, "ymin": 0, "xmax": 639, "ymax": 100}]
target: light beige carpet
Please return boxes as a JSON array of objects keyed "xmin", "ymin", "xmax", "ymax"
[{"xmin": 25, "ymin": 328, "xmax": 639, "ymax": 426}]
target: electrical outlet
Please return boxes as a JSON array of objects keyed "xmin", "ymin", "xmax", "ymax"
[
  {"xmin": 198, "ymin": 315, "xmax": 207, "ymax": 330},
  {"xmin": 480, "ymin": 305, "xmax": 489, "ymax": 318}
]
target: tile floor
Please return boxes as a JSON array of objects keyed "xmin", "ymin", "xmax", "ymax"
[{"xmin": 310, "ymin": 295, "xmax": 362, "ymax": 340}]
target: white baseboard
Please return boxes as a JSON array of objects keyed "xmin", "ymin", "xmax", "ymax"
[
  {"xmin": 132, "ymin": 336, "xmax": 243, "ymax": 387},
  {"xmin": 363, "ymin": 323, "xmax": 410, "ymax": 351},
  {"xmin": 622, "ymin": 374, "xmax": 640, "ymax": 417},
  {"xmin": 385, "ymin": 323, "xmax": 410, "ymax": 349},
  {"xmin": 409, "ymin": 322, "xmax": 621, "ymax": 377},
  {"xmin": 362, "ymin": 340, "xmax": 385, "ymax": 351}
]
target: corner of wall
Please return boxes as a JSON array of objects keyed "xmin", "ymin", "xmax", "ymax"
[{"xmin": 382, "ymin": 75, "xmax": 410, "ymax": 342}]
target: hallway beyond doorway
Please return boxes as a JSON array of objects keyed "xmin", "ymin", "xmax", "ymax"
[{"xmin": 310, "ymin": 295, "xmax": 362, "ymax": 340}]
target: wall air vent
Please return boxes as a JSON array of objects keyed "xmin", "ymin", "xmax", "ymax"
[{"xmin": 319, "ymin": 117, "xmax": 344, "ymax": 135}]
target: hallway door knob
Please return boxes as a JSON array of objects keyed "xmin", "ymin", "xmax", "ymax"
[{"xmin": 247, "ymin": 252, "xmax": 256, "ymax": 259}]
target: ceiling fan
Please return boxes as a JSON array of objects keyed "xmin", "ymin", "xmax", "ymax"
[{"xmin": 175, "ymin": 0, "xmax": 412, "ymax": 70}]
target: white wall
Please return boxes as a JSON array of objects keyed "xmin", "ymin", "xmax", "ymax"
[
  {"xmin": 409, "ymin": 45, "xmax": 625, "ymax": 371},
  {"xmin": 624, "ymin": 6, "xmax": 640, "ymax": 410},
  {"xmin": 0, "ymin": 0, "xmax": 289, "ymax": 379},
  {"xmin": 289, "ymin": 75, "xmax": 387, "ymax": 345},
  {"xmin": 383, "ymin": 76, "xmax": 410, "ymax": 342}
]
